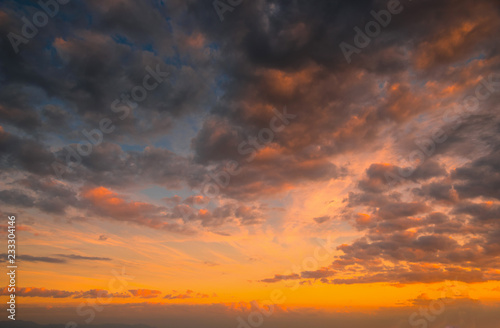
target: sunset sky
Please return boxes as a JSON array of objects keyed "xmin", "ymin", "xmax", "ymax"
[{"xmin": 1, "ymin": 0, "xmax": 500, "ymax": 327}]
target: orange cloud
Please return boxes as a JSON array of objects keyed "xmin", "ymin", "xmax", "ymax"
[
  {"xmin": 82, "ymin": 186, "xmax": 162, "ymax": 223},
  {"xmin": 414, "ymin": 4, "xmax": 500, "ymax": 70}
]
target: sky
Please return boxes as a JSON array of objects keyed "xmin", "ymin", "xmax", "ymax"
[{"xmin": 0, "ymin": 0, "xmax": 500, "ymax": 327}]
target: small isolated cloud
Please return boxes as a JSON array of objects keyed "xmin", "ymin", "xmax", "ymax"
[
  {"xmin": 55, "ymin": 254, "xmax": 112, "ymax": 261},
  {"xmin": 183, "ymin": 195, "xmax": 209, "ymax": 205},
  {"xmin": 128, "ymin": 289, "xmax": 162, "ymax": 299},
  {"xmin": 313, "ymin": 215, "xmax": 331, "ymax": 224},
  {"xmin": 259, "ymin": 273, "xmax": 301, "ymax": 283},
  {"xmin": 163, "ymin": 290, "xmax": 210, "ymax": 300}
]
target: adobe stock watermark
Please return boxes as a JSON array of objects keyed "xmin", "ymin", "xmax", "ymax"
[
  {"xmin": 340, "ymin": 0, "xmax": 406, "ymax": 63},
  {"xmin": 51, "ymin": 64, "xmax": 170, "ymax": 179},
  {"xmin": 385, "ymin": 73, "xmax": 500, "ymax": 186},
  {"xmin": 213, "ymin": 0, "xmax": 244, "ymax": 22},
  {"xmin": 199, "ymin": 106, "xmax": 296, "ymax": 198},
  {"xmin": 409, "ymin": 280, "xmax": 469, "ymax": 328},
  {"xmin": 236, "ymin": 235, "xmax": 337, "ymax": 328},
  {"xmin": 65, "ymin": 267, "xmax": 135, "ymax": 328},
  {"xmin": 7, "ymin": 0, "xmax": 71, "ymax": 54}
]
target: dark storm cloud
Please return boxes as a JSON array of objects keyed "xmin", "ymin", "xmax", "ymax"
[
  {"xmin": 41, "ymin": 104, "xmax": 71, "ymax": 127},
  {"xmin": 178, "ymin": 0, "xmax": 499, "ymax": 203},
  {"xmin": 187, "ymin": 0, "xmax": 496, "ymax": 130},
  {"xmin": 314, "ymin": 142, "xmax": 500, "ymax": 285},
  {"xmin": 22, "ymin": 177, "xmax": 80, "ymax": 213},
  {"xmin": 0, "ymin": 128, "xmax": 55, "ymax": 176},
  {"xmin": 358, "ymin": 160, "xmax": 447, "ymax": 193},
  {"xmin": 0, "ymin": 188, "xmax": 35, "ymax": 207},
  {"xmin": 1, "ymin": 0, "xmax": 498, "ymax": 205},
  {"xmin": 0, "ymin": 85, "xmax": 42, "ymax": 132},
  {"xmin": 0, "ymin": 176, "xmax": 80, "ymax": 215},
  {"xmin": 48, "ymin": 142, "xmax": 209, "ymax": 190},
  {"xmin": 412, "ymin": 181, "xmax": 458, "ymax": 204},
  {"xmin": 451, "ymin": 146, "xmax": 500, "ymax": 201},
  {"xmin": 0, "ymin": 0, "xmax": 213, "ymax": 144},
  {"xmin": 452, "ymin": 202, "xmax": 500, "ymax": 223}
]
